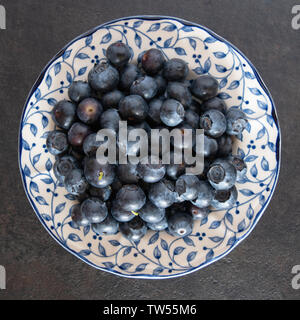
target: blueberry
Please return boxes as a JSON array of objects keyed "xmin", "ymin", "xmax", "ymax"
[
  {"xmin": 81, "ymin": 197, "xmax": 108, "ymax": 224},
  {"xmin": 203, "ymin": 135, "xmax": 218, "ymax": 158},
  {"xmin": 88, "ymin": 60, "xmax": 119, "ymax": 93},
  {"xmin": 227, "ymin": 155, "xmax": 247, "ymax": 182},
  {"xmin": 167, "ymin": 211, "xmax": 193, "ymax": 238},
  {"xmin": 111, "ymin": 202, "xmax": 135, "ymax": 222},
  {"xmin": 92, "ymin": 214, "xmax": 119, "ymax": 235},
  {"xmin": 53, "ymin": 155, "xmax": 78, "ymax": 184},
  {"xmin": 202, "ymin": 97, "xmax": 227, "ymax": 114},
  {"xmin": 226, "ymin": 109, "xmax": 248, "ymax": 136},
  {"xmin": 46, "ymin": 131, "xmax": 68, "ymax": 156},
  {"xmin": 89, "ymin": 185, "xmax": 112, "ymax": 201},
  {"xmin": 141, "ymin": 48, "xmax": 165, "ymax": 75},
  {"xmin": 148, "ymin": 98, "xmax": 163, "ymax": 124},
  {"xmin": 119, "ymin": 95, "xmax": 148, "ymax": 123},
  {"xmin": 211, "ymin": 186, "xmax": 238, "ymax": 209},
  {"xmin": 118, "ymin": 163, "xmax": 140, "ymax": 184},
  {"xmin": 147, "ymin": 216, "xmax": 168, "ymax": 231},
  {"xmin": 99, "ymin": 108, "xmax": 121, "ymax": 132},
  {"xmin": 175, "ymin": 174, "xmax": 201, "ymax": 201},
  {"xmin": 191, "ymin": 75, "xmax": 219, "ymax": 101},
  {"xmin": 207, "ymin": 159, "xmax": 237, "ymax": 190},
  {"xmin": 139, "ymin": 201, "xmax": 165, "ymax": 224},
  {"xmin": 101, "ymin": 90, "xmax": 124, "ymax": 109},
  {"xmin": 84, "ymin": 157, "xmax": 115, "ymax": 188},
  {"xmin": 115, "ymin": 184, "xmax": 146, "ymax": 211},
  {"xmin": 119, "ymin": 217, "xmax": 147, "ymax": 242},
  {"xmin": 163, "ymin": 58, "xmax": 188, "ymax": 81},
  {"xmin": 137, "ymin": 156, "xmax": 166, "ymax": 183},
  {"xmin": 77, "ymin": 98, "xmax": 103, "ymax": 124},
  {"xmin": 184, "ymin": 109, "xmax": 200, "ymax": 129},
  {"xmin": 191, "ymin": 180, "xmax": 214, "ymax": 208},
  {"xmin": 83, "ymin": 133, "xmax": 106, "ymax": 157},
  {"xmin": 148, "ymin": 179, "xmax": 176, "ymax": 208},
  {"xmin": 119, "ymin": 64, "xmax": 140, "ymax": 91},
  {"xmin": 68, "ymin": 81, "xmax": 92, "ymax": 103},
  {"xmin": 189, "ymin": 205, "xmax": 211, "ymax": 221},
  {"xmin": 154, "ymin": 74, "xmax": 167, "ymax": 96},
  {"xmin": 130, "ymin": 76, "xmax": 158, "ymax": 100},
  {"xmin": 200, "ymin": 109, "xmax": 227, "ymax": 138},
  {"xmin": 160, "ymin": 99, "xmax": 185, "ymax": 127},
  {"xmin": 106, "ymin": 42, "xmax": 131, "ymax": 68},
  {"xmin": 167, "ymin": 82, "xmax": 192, "ymax": 107},
  {"xmin": 68, "ymin": 122, "xmax": 92, "ymax": 149},
  {"xmin": 64, "ymin": 169, "xmax": 88, "ymax": 195},
  {"xmin": 217, "ymin": 134, "xmax": 233, "ymax": 157},
  {"xmin": 52, "ymin": 100, "xmax": 76, "ymax": 130},
  {"xmin": 71, "ymin": 204, "xmax": 90, "ymax": 227}
]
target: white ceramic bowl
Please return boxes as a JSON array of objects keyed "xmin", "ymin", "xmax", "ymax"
[{"xmin": 19, "ymin": 16, "xmax": 280, "ymax": 279}]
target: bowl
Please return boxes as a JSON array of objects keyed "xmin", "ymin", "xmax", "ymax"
[{"xmin": 19, "ymin": 16, "xmax": 281, "ymax": 279}]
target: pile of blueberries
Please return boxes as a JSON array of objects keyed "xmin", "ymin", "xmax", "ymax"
[{"xmin": 46, "ymin": 42, "xmax": 248, "ymax": 241}]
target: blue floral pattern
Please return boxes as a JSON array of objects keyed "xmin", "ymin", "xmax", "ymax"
[{"xmin": 19, "ymin": 16, "xmax": 280, "ymax": 279}]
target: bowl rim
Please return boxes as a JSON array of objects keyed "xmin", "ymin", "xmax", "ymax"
[{"xmin": 18, "ymin": 15, "xmax": 281, "ymax": 279}]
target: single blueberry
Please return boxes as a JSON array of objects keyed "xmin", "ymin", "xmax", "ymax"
[
  {"xmin": 139, "ymin": 201, "xmax": 165, "ymax": 224},
  {"xmin": 137, "ymin": 156, "xmax": 166, "ymax": 183},
  {"xmin": 77, "ymin": 98, "xmax": 103, "ymax": 125},
  {"xmin": 163, "ymin": 58, "xmax": 188, "ymax": 81},
  {"xmin": 226, "ymin": 109, "xmax": 248, "ymax": 136},
  {"xmin": 84, "ymin": 157, "xmax": 115, "ymax": 188},
  {"xmin": 46, "ymin": 131, "xmax": 68, "ymax": 156},
  {"xmin": 81, "ymin": 197, "xmax": 108, "ymax": 224},
  {"xmin": 115, "ymin": 184, "xmax": 146, "ymax": 211},
  {"xmin": 191, "ymin": 75, "xmax": 219, "ymax": 101},
  {"xmin": 68, "ymin": 81, "xmax": 92, "ymax": 103},
  {"xmin": 119, "ymin": 95, "xmax": 149, "ymax": 123},
  {"xmin": 64, "ymin": 169, "xmax": 88, "ymax": 195},
  {"xmin": 51, "ymin": 100, "xmax": 77, "ymax": 130},
  {"xmin": 167, "ymin": 82, "xmax": 192, "ymax": 107},
  {"xmin": 141, "ymin": 48, "xmax": 165, "ymax": 75},
  {"xmin": 211, "ymin": 186, "xmax": 238, "ymax": 209},
  {"xmin": 160, "ymin": 99, "xmax": 185, "ymax": 127},
  {"xmin": 91, "ymin": 214, "xmax": 119, "ymax": 235},
  {"xmin": 106, "ymin": 42, "xmax": 131, "ymax": 68},
  {"xmin": 68, "ymin": 122, "xmax": 92, "ymax": 149},
  {"xmin": 88, "ymin": 60, "xmax": 119, "ymax": 93},
  {"xmin": 191, "ymin": 180, "xmax": 214, "ymax": 208},
  {"xmin": 148, "ymin": 179, "xmax": 176, "ymax": 209},
  {"xmin": 167, "ymin": 211, "xmax": 193, "ymax": 238},
  {"xmin": 130, "ymin": 76, "xmax": 158, "ymax": 101},
  {"xmin": 207, "ymin": 159, "xmax": 237, "ymax": 190},
  {"xmin": 200, "ymin": 109, "xmax": 227, "ymax": 138},
  {"xmin": 71, "ymin": 204, "xmax": 90, "ymax": 227},
  {"xmin": 119, "ymin": 217, "xmax": 147, "ymax": 242}
]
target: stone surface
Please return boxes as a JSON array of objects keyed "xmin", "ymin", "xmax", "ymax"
[{"xmin": 0, "ymin": 0, "xmax": 299, "ymax": 300}]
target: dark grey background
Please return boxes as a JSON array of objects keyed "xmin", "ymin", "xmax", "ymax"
[{"xmin": 0, "ymin": 0, "xmax": 299, "ymax": 300}]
